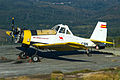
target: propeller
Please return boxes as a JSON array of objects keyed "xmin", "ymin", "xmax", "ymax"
[
  {"xmin": 9, "ymin": 17, "xmax": 22, "ymax": 43},
  {"xmin": 6, "ymin": 17, "xmax": 23, "ymax": 43},
  {"xmin": 12, "ymin": 17, "xmax": 15, "ymax": 31},
  {"xmin": 11, "ymin": 17, "xmax": 14, "ymax": 41}
]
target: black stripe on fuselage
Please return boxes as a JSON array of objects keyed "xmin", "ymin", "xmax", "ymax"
[{"xmin": 30, "ymin": 42, "xmax": 48, "ymax": 45}]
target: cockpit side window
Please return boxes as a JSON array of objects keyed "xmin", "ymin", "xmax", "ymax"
[
  {"xmin": 59, "ymin": 27, "xmax": 65, "ymax": 33},
  {"xmin": 66, "ymin": 30, "xmax": 71, "ymax": 34}
]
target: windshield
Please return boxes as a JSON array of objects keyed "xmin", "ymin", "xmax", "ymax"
[
  {"xmin": 52, "ymin": 26, "xmax": 60, "ymax": 31},
  {"xmin": 59, "ymin": 27, "xmax": 65, "ymax": 33}
]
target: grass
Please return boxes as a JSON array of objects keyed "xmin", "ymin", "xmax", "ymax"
[
  {"xmin": 0, "ymin": 78, "xmax": 5, "ymax": 80},
  {"xmin": 82, "ymin": 72, "xmax": 120, "ymax": 80},
  {"xmin": 98, "ymin": 68, "xmax": 115, "ymax": 71},
  {"xmin": 81, "ymin": 67, "xmax": 120, "ymax": 80},
  {"xmin": 51, "ymin": 71, "xmax": 64, "ymax": 80},
  {"xmin": 65, "ymin": 69, "xmax": 94, "ymax": 75},
  {"xmin": 116, "ymin": 44, "xmax": 120, "ymax": 47},
  {"xmin": 1, "ymin": 68, "xmax": 120, "ymax": 80}
]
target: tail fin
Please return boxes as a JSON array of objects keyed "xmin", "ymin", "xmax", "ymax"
[{"xmin": 90, "ymin": 21, "xmax": 107, "ymax": 41}]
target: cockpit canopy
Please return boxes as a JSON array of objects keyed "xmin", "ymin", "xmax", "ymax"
[
  {"xmin": 52, "ymin": 24, "xmax": 73, "ymax": 35},
  {"xmin": 30, "ymin": 24, "xmax": 73, "ymax": 36}
]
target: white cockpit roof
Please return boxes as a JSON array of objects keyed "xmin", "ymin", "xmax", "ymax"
[{"xmin": 52, "ymin": 24, "xmax": 73, "ymax": 35}]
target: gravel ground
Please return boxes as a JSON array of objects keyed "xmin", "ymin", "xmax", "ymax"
[{"xmin": 0, "ymin": 45, "xmax": 120, "ymax": 78}]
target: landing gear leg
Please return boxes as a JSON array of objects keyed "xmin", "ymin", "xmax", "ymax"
[
  {"xmin": 86, "ymin": 48, "xmax": 92, "ymax": 57},
  {"xmin": 31, "ymin": 47, "xmax": 43, "ymax": 62},
  {"xmin": 18, "ymin": 48, "xmax": 28, "ymax": 59}
]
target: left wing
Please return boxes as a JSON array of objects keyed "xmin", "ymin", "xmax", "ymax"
[{"xmin": 32, "ymin": 42, "xmax": 87, "ymax": 51}]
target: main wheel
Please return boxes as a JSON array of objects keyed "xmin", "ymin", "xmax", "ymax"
[
  {"xmin": 31, "ymin": 55, "xmax": 40, "ymax": 62},
  {"xmin": 19, "ymin": 52, "xmax": 27, "ymax": 59}
]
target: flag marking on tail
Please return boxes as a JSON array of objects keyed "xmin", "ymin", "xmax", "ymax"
[{"xmin": 101, "ymin": 24, "xmax": 106, "ymax": 28}]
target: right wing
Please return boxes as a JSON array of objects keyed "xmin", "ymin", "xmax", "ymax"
[{"xmin": 32, "ymin": 42, "xmax": 87, "ymax": 51}]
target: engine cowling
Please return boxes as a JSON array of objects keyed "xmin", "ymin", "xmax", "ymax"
[{"xmin": 21, "ymin": 30, "xmax": 31, "ymax": 45}]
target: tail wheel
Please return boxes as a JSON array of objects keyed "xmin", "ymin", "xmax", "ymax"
[
  {"xmin": 86, "ymin": 49, "xmax": 92, "ymax": 57},
  {"xmin": 19, "ymin": 52, "xmax": 27, "ymax": 59},
  {"xmin": 31, "ymin": 55, "xmax": 40, "ymax": 62},
  {"xmin": 96, "ymin": 45, "xmax": 99, "ymax": 50}
]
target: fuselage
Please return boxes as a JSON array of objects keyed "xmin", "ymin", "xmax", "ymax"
[
  {"xmin": 20, "ymin": 24, "xmax": 96, "ymax": 48},
  {"xmin": 5, "ymin": 18, "xmax": 112, "ymax": 61},
  {"xmin": 6, "ymin": 22, "xmax": 109, "ymax": 51},
  {"xmin": 31, "ymin": 33, "xmax": 96, "ymax": 48}
]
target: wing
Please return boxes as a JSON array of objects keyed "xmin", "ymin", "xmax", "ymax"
[
  {"xmin": 32, "ymin": 42, "xmax": 87, "ymax": 51},
  {"xmin": 90, "ymin": 39, "xmax": 114, "ymax": 44}
]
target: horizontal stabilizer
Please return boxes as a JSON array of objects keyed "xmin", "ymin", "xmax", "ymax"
[{"xmin": 91, "ymin": 39, "xmax": 114, "ymax": 44}]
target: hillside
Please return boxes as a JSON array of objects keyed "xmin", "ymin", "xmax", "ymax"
[
  {"xmin": 0, "ymin": 29, "xmax": 7, "ymax": 42},
  {"xmin": 0, "ymin": 0, "xmax": 120, "ymax": 41}
]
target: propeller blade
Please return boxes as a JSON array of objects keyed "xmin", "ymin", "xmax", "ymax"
[
  {"xmin": 12, "ymin": 17, "xmax": 15, "ymax": 31},
  {"xmin": 11, "ymin": 17, "xmax": 15, "ymax": 41}
]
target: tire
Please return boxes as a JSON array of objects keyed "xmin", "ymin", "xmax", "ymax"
[
  {"xmin": 19, "ymin": 52, "xmax": 27, "ymax": 59},
  {"xmin": 96, "ymin": 45, "xmax": 99, "ymax": 50},
  {"xmin": 31, "ymin": 55, "xmax": 40, "ymax": 62}
]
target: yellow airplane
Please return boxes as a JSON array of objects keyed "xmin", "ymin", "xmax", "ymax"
[{"xmin": 6, "ymin": 17, "xmax": 113, "ymax": 62}]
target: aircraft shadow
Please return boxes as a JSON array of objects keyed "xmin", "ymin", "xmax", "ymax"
[{"xmin": 16, "ymin": 47, "xmax": 113, "ymax": 62}]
